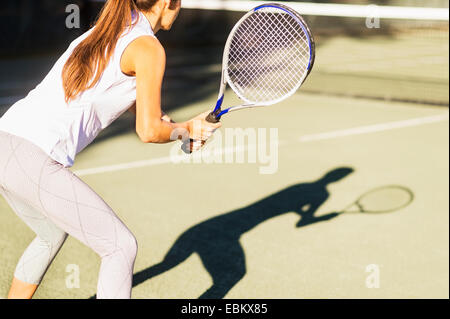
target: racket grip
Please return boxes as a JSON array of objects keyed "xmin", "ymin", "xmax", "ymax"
[
  {"xmin": 206, "ymin": 109, "xmax": 222, "ymax": 123},
  {"xmin": 181, "ymin": 139, "xmax": 206, "ymax": 154},
  {"xmin": 181, "ymin": 109, "xmax": 221, "ymax": 154}
]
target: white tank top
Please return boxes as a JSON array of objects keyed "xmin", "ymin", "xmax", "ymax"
[{"xmin": 0, "ymin": 11, "xmax": 155, "ymax": 167}]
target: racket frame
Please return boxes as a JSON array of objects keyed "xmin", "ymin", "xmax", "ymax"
[
  {"xmin": 207, "ymin": 3, "xmax": 316, "ymax": 122},
  {"xmin": 341, "ymin": 185, "xmax": 414, "ymax": 214}
]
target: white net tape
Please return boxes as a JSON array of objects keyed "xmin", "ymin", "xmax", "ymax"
[{"xmin": 226, "ymin": 7, "xmax": 311, "ymax": 104}]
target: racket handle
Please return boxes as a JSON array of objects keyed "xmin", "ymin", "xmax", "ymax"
[
  {"xmin": 206, "ymin": 109, "xmax": 222, "ymax": 123},
  {"xmin": 181, "ymin": 139, "xmax": 206, "ymax": 154},
  {"xmin": 181, "ymin": 109, "xmax": 221, "ymax": 154}
]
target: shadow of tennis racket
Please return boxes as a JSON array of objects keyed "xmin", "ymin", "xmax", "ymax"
[{"xmin": 338, "ymin": 185, "xmax": 414, "ymax": 215}]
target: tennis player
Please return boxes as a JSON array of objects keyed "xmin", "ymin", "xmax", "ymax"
[{"xmin": 0, "ymin": 0, "xmax": 220, "ymax": 299}]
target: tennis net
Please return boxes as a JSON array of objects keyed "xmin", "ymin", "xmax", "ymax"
[
  {"xmin": 172, "ymin": 0, "xmax": 449, "ymax": 106},
  {"xmin": 89, "ymin": 0, "xmax": 449, "ymax": 106}
]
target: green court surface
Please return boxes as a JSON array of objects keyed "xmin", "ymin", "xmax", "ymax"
[{"xmin": 0, "ymin": 34, "xmax": 448, "ymax": 299}]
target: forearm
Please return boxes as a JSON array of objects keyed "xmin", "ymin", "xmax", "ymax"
[
  {"xmin": 132, "ymin": 102, "xmax": 179, "ymax": 143},
  {"xmin": 138, "ymin": 119, "xmax": 188, "ymax": 144},
  {"xmin": 130, "ymin": 103, "xmax": 172, "ymax": 123}
]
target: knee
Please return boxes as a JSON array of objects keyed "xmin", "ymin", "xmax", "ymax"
[
  {"xmin": 53, "ymin": 231, "xmax": 68, "ymax": 247},
  {"xmin": 116, "ymin": 228, "xmax": 138, "ymax": 261},
  {"xmin": 39, "ymin": 229, "xmax": 68, "ymax": 253}
]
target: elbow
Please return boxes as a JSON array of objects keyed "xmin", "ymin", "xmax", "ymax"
[
  {"xmin": 138, "ymin": 129, "xmax": 161, "ymax": 143},
  {"xmin": 137, "ymin": 121, "xmax": 164, "ymax": 143}
]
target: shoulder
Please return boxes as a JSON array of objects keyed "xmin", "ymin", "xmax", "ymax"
[
  {"xmin": 121, "ymin": 36, "xmax": 165, "ymax": 75},
  {"xmin": 128, "ymin": 36, "xmax": 165, "ymax": 61}
]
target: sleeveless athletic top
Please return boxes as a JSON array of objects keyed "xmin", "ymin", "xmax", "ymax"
[{"xmin": 0, "ymin": 11, "xmax": 155, "ymax": 167}]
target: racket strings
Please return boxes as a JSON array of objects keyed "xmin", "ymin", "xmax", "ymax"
[
  {"xmin": 354, "ymin": 186, "xmax": 414, "ymax": 213},
  {"xmin": 230, "ymin": 15, "xmax": 306, "ymax": 98},
  {"xmin": 227, "ymin": 8, "xmax": 311, "ymax": 104},
  {"xmin": 247, "ymin": 20, "xmax": 307, "ymax": 89}
]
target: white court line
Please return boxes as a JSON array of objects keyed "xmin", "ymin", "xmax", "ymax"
[
  {"xmin": 299, "ymin": 113, "xmax": 449, "ymax": 142},
  {"xmin": 74, "ymin": 156, "xmax": 178, "ymax": 176},
  {"xmin": 74, "ymin": 142, "xmax": 281, "ymax": 176},
  {"xmin": 74, "ymin": 114, "xmax": 449, "ymax": 176}
]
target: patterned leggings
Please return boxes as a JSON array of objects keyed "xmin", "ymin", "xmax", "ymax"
[{"xmin": 0, "ymin": 130, "xmax": 137, "ymax": 298}]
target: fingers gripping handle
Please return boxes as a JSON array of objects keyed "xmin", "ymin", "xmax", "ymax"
[
  {"xmin": 181, "ymin": 139, "xmax": 206, "ymax": 154},
  {"xmin": 181, "ymin": 110, "xmax": 222, "ymax": 154},
  {"xmin": 181, "ymin": 92, "xmax": 224, "ymax": 154}
]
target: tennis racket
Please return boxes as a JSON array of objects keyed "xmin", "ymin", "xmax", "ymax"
[
  {"xmin": 182, "ymin": 3, "xmax": 316, "ymax": 153},
  {"xmin": 339, "ymin": 185, "xmax": 414, "ymax": 215}
]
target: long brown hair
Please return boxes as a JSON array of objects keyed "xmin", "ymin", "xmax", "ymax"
[{"xmin": 62, "ymin": 0, "xmax": 178, "ymax": 103}]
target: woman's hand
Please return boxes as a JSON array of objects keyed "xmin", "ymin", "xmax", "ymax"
[{"xmin": 186, "ymin": 111, "xmax": 222, "ymax": 152}]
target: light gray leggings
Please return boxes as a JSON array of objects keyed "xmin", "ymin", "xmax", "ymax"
[{"xmin": 0, "ymin": 131, "xmax": 137, "ymax": 298}]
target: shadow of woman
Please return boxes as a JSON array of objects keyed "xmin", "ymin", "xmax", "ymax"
[{"xmin": 132, "ymin": 167, "xmax": 354, "ymax": 299}]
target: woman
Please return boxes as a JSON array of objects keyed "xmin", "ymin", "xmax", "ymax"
[{"xmin": 0, "ymin": 0, "xmax": 220, "ymax": 299}]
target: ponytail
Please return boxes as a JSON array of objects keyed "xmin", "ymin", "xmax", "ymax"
[{"xmin": 62, "ymin": 0, "xmax": 180, "ymax": 103}]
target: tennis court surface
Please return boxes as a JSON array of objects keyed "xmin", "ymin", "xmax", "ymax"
[{"xmin": 0, "ymin": 0, "xmax": 448, "ymax": 299}]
